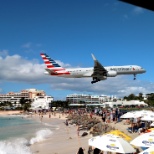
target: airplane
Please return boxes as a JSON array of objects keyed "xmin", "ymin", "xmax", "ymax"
[{"xmin": 40, "ymin": 53, "xmax": 146, "ymax": 84}]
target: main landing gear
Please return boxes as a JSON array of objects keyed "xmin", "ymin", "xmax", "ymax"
[
  {"xmin": 91, "ymin": 77, "xmax": 100, "ymax": 84},
  {"xmin": 134, "ymin": 74, "xmax": 136, "ymax": 80}
]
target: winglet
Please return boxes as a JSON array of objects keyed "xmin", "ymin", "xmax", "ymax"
[{"xmin": 91, "ymin": 53, "xmax": 97, "ymax": 61}]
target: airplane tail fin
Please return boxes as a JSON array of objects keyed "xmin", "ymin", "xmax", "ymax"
[
  {"xmin": 40, "ymin": 53, "xmax": 65, "ymax": 70},
  {"xmin": 91, "ymin": 53, "xmax": 97, "ymax": 61}
]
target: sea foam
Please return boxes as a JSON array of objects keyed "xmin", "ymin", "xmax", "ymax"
[
  {"xmin": 0, "ymin": 138, "xmax": 31, "ymax": 154},
  {"xmin": 0, "ymin": 128, "xmax": 52, "ymax": 154},
  {"xmin": 29, "ymin": 128, "xmax": 52, "ymax": 145}
]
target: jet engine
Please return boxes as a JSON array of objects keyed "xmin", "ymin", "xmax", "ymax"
[{"xmin": 107, "ymin": 71, "xmax": 117, "ymax": 77}]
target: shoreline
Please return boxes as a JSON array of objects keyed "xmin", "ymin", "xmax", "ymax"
[
  {"xmin": 0, "ymin": 110, "xmax": 22, "ymax": 115},
  {"xmin": 30, "ymin": 112, "xmax": 93, "ymax": 154},
  {"xmin": 30, "ymin": 112, "xmax": 140, "ymax": 154},
  {"xmin": 0, "ymin": 111, "xmax": 140, "ymax": 153}
]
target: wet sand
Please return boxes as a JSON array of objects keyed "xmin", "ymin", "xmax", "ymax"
[{"xmin": 30, "ymin": 113, "xmax": 92, "ymax": 154}]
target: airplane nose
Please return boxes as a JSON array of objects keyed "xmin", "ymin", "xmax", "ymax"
[{"xmin": 142, "ymin": 69, "xmax": 146, "ymax": 73}]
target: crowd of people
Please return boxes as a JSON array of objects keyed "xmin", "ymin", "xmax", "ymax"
[{"xmin": 31, "ymin": 107, "xmax": 154, "ymax": 154}]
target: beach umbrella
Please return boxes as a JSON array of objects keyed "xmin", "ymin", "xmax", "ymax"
[
  {"xmin": 141, "ymin": 114, "xmax": 154, "ymax": 121},
  {"xmin": 88, "ymin": 134, "xmax": 135, "ymax": 153},
  {"xmin": 150, "ymin": 122, "xmax": 154, "ymax": 127},
  {"xmin": 104, "ymin": 130, "xmax": 132, "ymax": 141},
  {"xmin": 120, "ymin": 111, "xmax": 138, "ymax": 119},
  {"xmin": 130, "ymin": 132, "xmax": 154, "ymax": 147},
  {"xmin": 135, "ymin": 110, "xmax": 154, "ymax": 117},
  {"xmin": 147, "ymin": 128, "xmax": 154, "ymax": 132},
  {"xmin": 139, "ymin": 146, "xmax": 154, "ymax": 154},
  {"xmin": 120, "ymin": 110, "xmax": 154, "ymax": 119}
]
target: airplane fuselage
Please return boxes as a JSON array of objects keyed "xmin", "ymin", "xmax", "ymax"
[{"xmin": 45, "ymin": 65, "xmax": 146, "ymax": 79}]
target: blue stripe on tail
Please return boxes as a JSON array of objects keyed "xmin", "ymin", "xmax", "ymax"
[{"xmin": 45, "ymin": 54, "xmax": 61, "ymax": 67}]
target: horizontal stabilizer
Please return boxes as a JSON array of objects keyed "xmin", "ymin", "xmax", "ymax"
[{"xmin": 45, "ymin": 68, "xmax": 58, "ymax": 75}]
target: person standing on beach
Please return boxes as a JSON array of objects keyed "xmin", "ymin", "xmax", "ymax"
[
  {"xmin": 65, "ymin": 119, "xmax": 69, "ymax": 126},
  {"xmin": 40, "ymin": 112, "xmax": 43, "ymax": 122},
  {"xmin": 77, "ymin": 124, "xmax": 80, "ymax": 137},
  {"xmin": 49, "ymin": 113, "xmax": 51, "ymax": 118},
  {"xmin": 90, "ymin": 112, "xmax": 93, "ymax": 119}
]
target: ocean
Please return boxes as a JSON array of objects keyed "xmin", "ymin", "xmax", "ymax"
[{"xmin": 0, "ymin": 115, "xmax": 60, "ymax": 154}]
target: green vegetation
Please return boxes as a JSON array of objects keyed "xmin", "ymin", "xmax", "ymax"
[
  {"xmin": 19, "ymin": 97, "xmax": 32, "ymax": 111},
  {"xmin": 1, "ymin": 92, "xmax": 154, "ymax": 111},
  {"xmin": 51, "ymin": 100, "xmax": 69, "ymax": 108},
  {"xmin": 124, "ymin": 93, "xmax": 154, "ymax": 106},
  {"xmin": 123, "ymin": 93, "xmax": 144, "ymax": 101}
]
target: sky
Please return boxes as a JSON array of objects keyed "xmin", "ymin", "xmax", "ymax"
[{"xmin": 0, "ymin": 0, "xmax": 154, "ymax": 100}]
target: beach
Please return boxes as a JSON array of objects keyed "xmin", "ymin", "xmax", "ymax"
[
  {"xmin": 30, "ymin": 112, "xmax": 92, "ymax": 154},
  {"xmin": 0, "ymin": 110, "xmax": 22, "ymax": 115},
  {"xmin": 0, "ymin": 111, "xmax": 141, "ymax": 154},
  {"xmin": 30, "ymin": 112, "xmax": 140, "ymax": 154}
]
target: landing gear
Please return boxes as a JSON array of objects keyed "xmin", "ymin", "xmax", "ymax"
[
  {"xmin": 91, "ymin": 77, "xmax": 100, "ymax": 84},
  {"xmin": 134, "ymin": 74, "xmax": 136, "ymax": 80},
  {"xmin": 91, "ymin": 81, "xmax": 95, "ymax": 84}
]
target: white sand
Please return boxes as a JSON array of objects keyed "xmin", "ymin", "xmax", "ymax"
[
  {"xmin": 0, "ymin": 110, "xmax": 22, "ymax": 115},
  {"xmin": 30, "ymin": 113, "xmax": 92, "ymax": 154}
]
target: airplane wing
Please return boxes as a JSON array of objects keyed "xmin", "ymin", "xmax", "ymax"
[
  {"xmin": 91, "ymin": 54, "xmax": 107, "ymax": 77},
  {"xmin": 45, "ymin": 68, "xmax": 58, "ymax": 75}
]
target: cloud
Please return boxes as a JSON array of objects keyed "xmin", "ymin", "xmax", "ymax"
[
  {"xmin": 123, "ymin": 14, "xmax": 128, "ymax": 19},
  {"xmin": 0, "ymin": 50, "xmax": 9, "ymax": 57},
  {"xmin": 36, "ymin": 44, "xmax": 42, "ymax": 47},
  {"xmin": 122, "ymin": 7, "xmax": 144, "ymax": 20},
  {"xmin": 21, "ymin": 42, "xmax": 32, "ymax": 48},
  {"xmin": 0, "ymin": 53, "xmax": 152, "ymax": 98},
  {"xmin": 55, "ymin": 60, "xmax": 71, "ymax": 68},
  {"xmin": 51, "ymin": 77, "xmax": 154, "ymax": 97},
  {"xmin": 133, "ymin": 7, "xmax": 144, "ymax": 15}
]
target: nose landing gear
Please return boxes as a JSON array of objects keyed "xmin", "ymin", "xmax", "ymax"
[
  {"xmin": 91, "ymin": 77, "xmax": 100, "ymax": 84},
  {"xmin": 134, "ymin": 74, "xmax": 136, "ymax": 80}
]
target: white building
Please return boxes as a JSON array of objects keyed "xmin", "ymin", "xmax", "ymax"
[
  {"xmin": 103, "ymin": 100, "xmax": 148, "ymax": 108},
  {"xmin": 66, "ymin": 93, "xmax": 116, "ymax": 106},
  {"xmin": 0, "ymin": 89, "xmax": 46, "ymax": 107},
  {"xmin": 31, "ymin": 95, "xmax": 53, "ymax": 110}
]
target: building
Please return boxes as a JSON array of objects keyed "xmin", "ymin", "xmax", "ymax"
[
  {"xmin": 66, "ymin": 93, "xmax": 148, "ymax": 108},
  {"xmin": 66, "ymin": 94, "xmax": 99, "ymax": 104},
  {"xmin": 103, "ymin": 100, "xmax": 148, "ymax": 108},
  {"xmin": 0, "ymin": 89, "xmax": 46, "ymax": 107},
  {"xmin": 28, "ymin": 88, "xmax": 46, "ymax": 99},
  {"xmin": 31, "ymin": 95, "xmax": 54, "ymax": 110},
  {"xmin": 66, "ymin": 93, "xmax": 115, "ymax": 107}
]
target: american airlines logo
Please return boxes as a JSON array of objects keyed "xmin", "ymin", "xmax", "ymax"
[{"xmin": 110, "ymin": 68, "xmax": 130, "ymax": 71}]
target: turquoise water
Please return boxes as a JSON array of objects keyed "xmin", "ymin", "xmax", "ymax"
[
  {"xmin": 0, "ymin": 115, "xmax": 59, "ymax": 154},
  {"xmin": 0, "ymin": 116, "xmax": 47, "ymax": 140}
]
